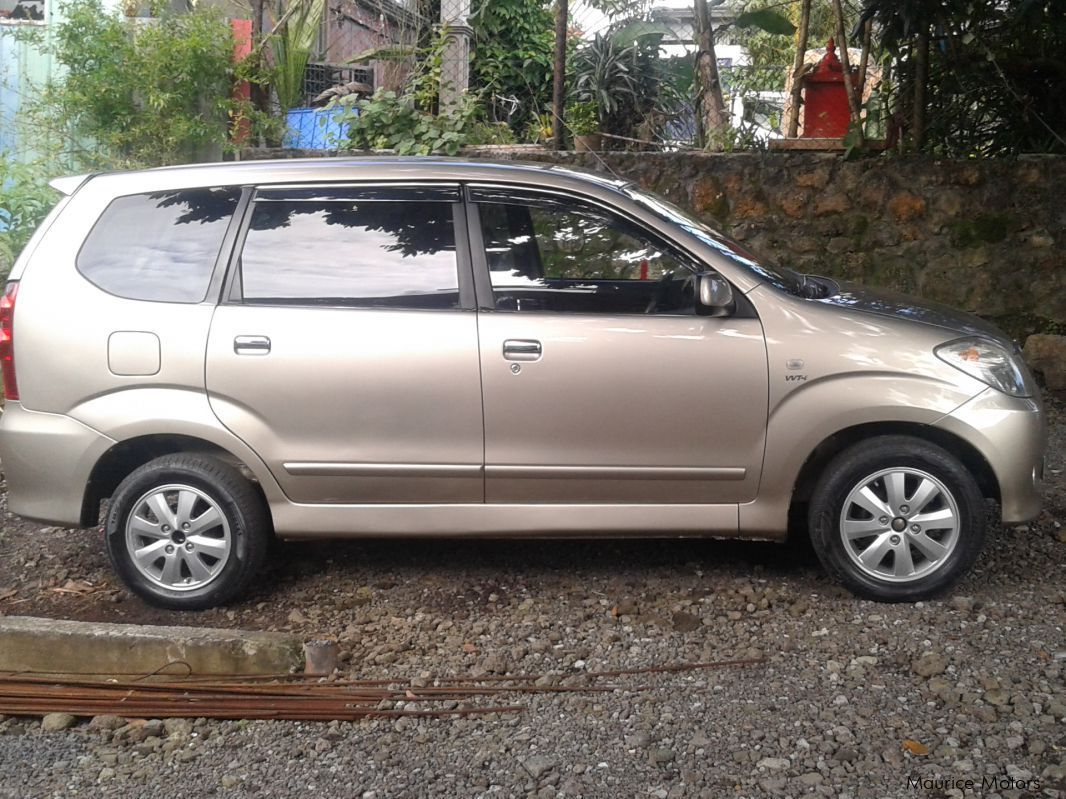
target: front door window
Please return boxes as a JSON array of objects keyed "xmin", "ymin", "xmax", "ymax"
[{"xmin": 475, "ymin": 192, "xmax": 699, "ymax": 315}]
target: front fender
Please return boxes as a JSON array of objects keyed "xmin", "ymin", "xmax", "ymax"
[{"xmin": 739, "ymin": 373, "xmax": 977, "ymax": 535}]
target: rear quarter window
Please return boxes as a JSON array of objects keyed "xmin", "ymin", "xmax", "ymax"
[{"xmin": 77, "ymin": 188, "xmax": 240, "ymax": 303}]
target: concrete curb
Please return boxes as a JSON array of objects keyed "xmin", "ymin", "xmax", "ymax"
[{"xmin": 0, "ymin": 616, "xmax": 304, "ymax": 678}]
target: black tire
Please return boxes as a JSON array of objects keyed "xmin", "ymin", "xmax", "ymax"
[
  {"xmin": 105, "ymin": 454, "xmax": 270, "ymax": 610},
  {"xmin": 808, "ymin": 435, "xmax": 986, "ymax": 602}
]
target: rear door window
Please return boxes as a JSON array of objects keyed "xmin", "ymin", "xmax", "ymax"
[
  {"xmin": 77, "ymin": 188, "xmax": 240, "ymax": 303},
  {"xmin": 237, "ymin": 187, "xmax": 462, "ymax": 310}
]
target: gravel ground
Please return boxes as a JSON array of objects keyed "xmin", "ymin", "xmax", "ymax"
[{"xmin": 0, "ymin": 396, "xmax": 1064, "ymax": 799}]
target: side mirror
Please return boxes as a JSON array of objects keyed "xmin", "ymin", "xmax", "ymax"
[{"xmin": 696, "ymin": 272, "xmax": 736, "ymax": 317}]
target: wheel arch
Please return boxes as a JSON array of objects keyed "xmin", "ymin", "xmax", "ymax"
[
  {"xmin": 81, "ymin": 434, "xmax": 270, "ymax": 528},
  {"xmin": 789, "ymin": 422, "xmax": 1000, "ymax": 529}
]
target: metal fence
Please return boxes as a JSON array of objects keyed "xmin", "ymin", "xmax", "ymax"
[
  {"xmin": 569, "ymin": 0, "xmax": 614, "ymax": 39},
  {"xmin": 300, "ymin": 0, "xmax": 482, "ymax": 110},
  {"xmin": 299, "ymin": 0, "xmax": 430, "ymax": 104}
]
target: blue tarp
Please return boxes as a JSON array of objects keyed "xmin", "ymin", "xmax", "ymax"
[{"xmin": 283, "ymin": 107, "xmax": 352, "ymax": 150}]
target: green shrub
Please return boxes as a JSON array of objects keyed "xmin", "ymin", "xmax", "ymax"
[
  {"xmin": 469, "ymin": 0, "xmax": 555, "ymax": 134},
  {"xmin": 336, "ymin": 90, "xmax": 468, "ymax": 156},
  {"xmin": 21, "ymin": 0, "xmax": 250, "ymax": 169},
  {"xmin": 1, "ymin": 0, "xmax": 274, "ymax": 273},
  {"xmin": 567, "ymin": 101, "xmax": 599, "ymax": 136},
  {"xmin": 0, "ymin": 157, "xmax": 57, "ymax": 279},
  {"xmin": 336, "ymin": 22, "xmax": 516, "ymax": 155}
]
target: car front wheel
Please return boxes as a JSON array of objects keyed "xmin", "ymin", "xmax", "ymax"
[
  {"xmin": 808, "ymin": 436, "xmax": 986, "ymax": 602},
  {"xmin": 105, "ymin": 454, "xmax": 270, "ymax": 610}
]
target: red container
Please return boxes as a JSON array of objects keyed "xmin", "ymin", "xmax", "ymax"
[{"xmin": 802, "ymin": 38, "xmax": 855, "ymax": 138}]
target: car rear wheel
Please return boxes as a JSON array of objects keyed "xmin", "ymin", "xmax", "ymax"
[
  {"xmin": 105, "ymin": 454, "xmax": 270, "ymax": 610},
  {"xmin": 808, "ymin": 436, "xmax": 986, "ymax": 602}
]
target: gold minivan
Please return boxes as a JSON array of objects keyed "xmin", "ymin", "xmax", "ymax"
[{"xmin": 0, "ymin": 158, "xmax": 1045, "ymax": 608}]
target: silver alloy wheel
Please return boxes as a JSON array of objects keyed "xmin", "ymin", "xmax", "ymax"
[
  {"xmin": 124, "ymin": 483, "xmax": 232, "ymax": 592},
  {"xmin": 839, "ymin": 467, "xmax": 961, "ymax": 583}
]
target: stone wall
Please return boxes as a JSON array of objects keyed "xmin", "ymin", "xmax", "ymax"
[{"xmin": 241, "ymin": 148, "xmax": 1066, "ymax": 337}]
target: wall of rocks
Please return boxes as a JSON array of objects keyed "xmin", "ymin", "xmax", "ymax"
[{"xmin": 244, "ymin": 148, "xmax": 1066, "ymax": 338}]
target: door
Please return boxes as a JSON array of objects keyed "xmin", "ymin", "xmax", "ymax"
[
  {"xmin": 206, "ymin": 185, "xmax": 484, "ymax": 504},
  {"xmin": 469, "ymin": 187, "xmax": 769, "ymax": 505}
]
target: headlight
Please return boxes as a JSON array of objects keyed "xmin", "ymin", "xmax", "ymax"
[{"xmin": 935, "ymin": 337, "xmax": 1033, "ymax": 397}]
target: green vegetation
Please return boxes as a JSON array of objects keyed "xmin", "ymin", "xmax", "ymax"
[
  {"xmin": 21, "ymin": 0, "xmax": 246, "ymax": 169},
  {"xmin": 566, "ymin": 101, "xmax": 598, "ymax": 136},
  {"xmin": 0, "ymin": 157, "xmax": 56, "ymax": 278},
  {"xmin": 862, "ymin": 0, "xmax": 1066, "ymax": 155},
  {"xmin": 469, "ymin": 0, "xmax": 555, "ymax": 133},
  {"xmin": 334, "ymin": 24, "xmax": 516, "ymax": 155},
  {"xmin": 271, "ymin": 0, "xmax": 327, "ymax": 111},
  {"xmin": 568, "ymin": 23, "xmax": 685, "ymax": 146},
  {"xmin": 337, "ymin": 90, "xmax": 473, "ymax": 155}
]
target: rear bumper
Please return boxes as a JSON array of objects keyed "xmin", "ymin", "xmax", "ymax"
[
  {"xmin": 935, "ymin": 389, "xmax": 1046, "ymax": 524},
  {"xmin": 0, "ymin": 403, "xmax": 114, "ymax": 527}
]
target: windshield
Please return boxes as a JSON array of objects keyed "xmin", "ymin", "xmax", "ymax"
[{"xmin": 624, "ymin": 184, "xmax": 808, "ymax": 295}]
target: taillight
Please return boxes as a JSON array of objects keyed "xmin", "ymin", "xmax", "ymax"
[{"xmin": 0, "ymin": 281, "xmax": 18, "ymax": 401}]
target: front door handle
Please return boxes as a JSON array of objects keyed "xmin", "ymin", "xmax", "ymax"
[
  {"xmin": 234, "ymin": 335, "xmax": 271, "ymax": 356},
  {"xmin": 502, "ymin": 339, "xmax": 542, "ymax": 362}
]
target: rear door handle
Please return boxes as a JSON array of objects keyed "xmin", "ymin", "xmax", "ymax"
[
  {"xmin": 234, "ymin": 335, "xmax": 271, "ymax": 356},
  {"xmin": 502, "ymin": 339, "xmax": 542, "ymax": 362}
]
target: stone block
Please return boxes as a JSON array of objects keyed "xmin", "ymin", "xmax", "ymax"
[
  {"xmin": 1023, "ymin": 334, "xmax": 1066, "ymax": 390},
  {"xmin": 0, "ymin": 616, "xmax": 304, "ymax": 679}
]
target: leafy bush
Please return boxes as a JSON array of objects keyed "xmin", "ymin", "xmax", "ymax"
[
  {"xmin": 469, "ymin": 0, "xmax": 555, "ymax": 133},
  {"xmin": 336, "ymin": 20, "xmax": 517, "ymax": 155},
  {"xmin": 336, "ymin": 90, "xmax": 471, "ymax": 155},
  {"xmin": 524, "ymin": 112, "xmax": 554, "ymax": 144},
  {"xmin": 864, "ymin": 0, "xmax": 1066, "ymax": 155},
  {"xmin": 0, "ymin": 157, "xmax": 58, "ymax": 278},
  {"xmin": 571, "ymin": 33, "xmax": 641, "ymax": 124},
  {"xmin": 567, "ymin": 101, "xmax": 599, "ymax": 135},
  {"xmin": 20, "ymin": 0, "xmax": 246, "ymax": 169},
  {"xmin": 570, "ymin": 26, "xmax": 683, "ymax": 145},
  {"xmin": 336, "ymin": 86, "xmax": 516, "ymax": 154},
  {"xmin": 465, "ymin": 119, "xmax": 518, "ymax": 146}
]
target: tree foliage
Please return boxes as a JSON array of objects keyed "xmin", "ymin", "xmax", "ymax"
[
  {"xmin": 732, "ymin": 0, "xmax": 857, "ymax": 91},
  {"xmin": 334, "ymin": 26, "xmax": 514, "ymax": 155},
  {"xmin": 0, "ymin": 157, "xmax": 55, "ymax": 277},
  {"xmin": 20, "ymin": 0, "xmax": 243, "ymax": 169},
  {"xmin": 469, "ymin": 0, "xmax": 555, "ymax": 132},
  {"xmin": 863, "ymin": 0, "xmax": 1066, "ymax": 155}
]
